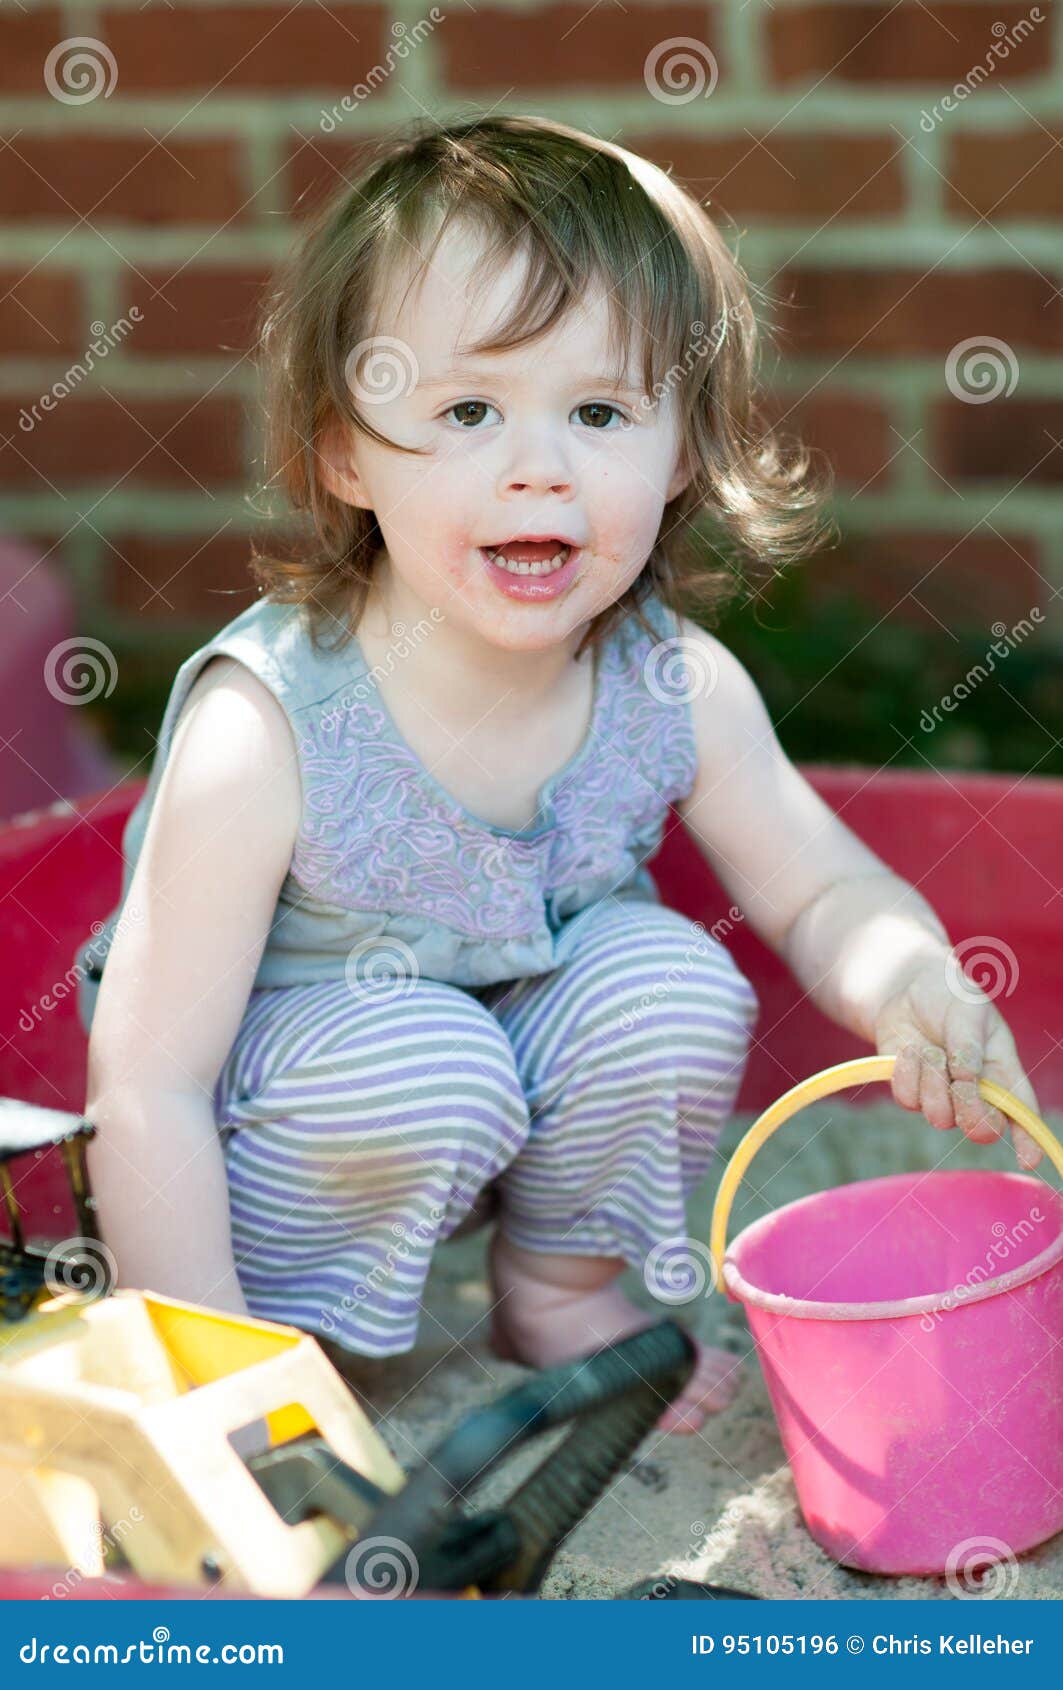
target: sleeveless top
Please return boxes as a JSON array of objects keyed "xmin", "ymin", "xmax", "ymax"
[{"xmin": 74, "ymin": 590, "xmax": 699, "ymax": 1035}]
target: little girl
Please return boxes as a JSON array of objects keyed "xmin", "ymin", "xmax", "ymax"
[{"xmin": 78, "ymin": 114, "xmax": 1042, "ymax": 1436}]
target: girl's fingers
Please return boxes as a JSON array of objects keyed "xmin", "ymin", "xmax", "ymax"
[
  {"xmin": 981, "ymin": 1032, "xmax": 1044, "ymax": 1171},
  {"xmin": 876, "ymin": 997, "xmax": 1044, "ymax": 1166},
  {"xmin": 880, "ymin": 1028, "xmax": 962, "ymax": 1130},
  {"xmin": 941, "ymin": 996, "xmax": 989, "ymax": 1079},
  {"xmin": 1010, "ymin": 1123, "xmax": 1044, "ymax": 1170},
  {"xmin": 917, "ymin": 1042, "xmax": 956, "ymax": 1132},
  {"xmin": 947, "ymin": 1078, "xmax": 1006, "ymax": 1144},
  {"xmin": 887, "ymin": 1039, "xmax": 923, "ymax": 1111},
  {"xmin": 941, "ymin": 998, "xmax": 1005, "ymax": 1143}
]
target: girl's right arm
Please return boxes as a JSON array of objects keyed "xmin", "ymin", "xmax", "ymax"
[{"xmin": 84, "ymin": 655, "xmax": 302, "ymax": 1316}]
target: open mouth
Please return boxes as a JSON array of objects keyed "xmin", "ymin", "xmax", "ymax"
[{"xmin": 481, "ymin": 540, "xmax": 575, "ymax": 578}]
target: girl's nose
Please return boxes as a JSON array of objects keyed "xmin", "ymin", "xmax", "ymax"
[
  {"xmin": 506, "ymin": 475, "xmax": 572, "ymax": 495},
  {"xmin": 499, "ymin": 423, "xmax": 574, "ymax": 498}
]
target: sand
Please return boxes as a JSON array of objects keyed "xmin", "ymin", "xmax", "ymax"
[{"xmin": 343, "ymin": 1100, "xmax": 1063, "ymax": 1602}]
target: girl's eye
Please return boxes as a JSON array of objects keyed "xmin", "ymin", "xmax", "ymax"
[
  {"xmin": 442, "ymin": 400, "xmax": 627, "ymax": 430},
  {"xmin": 444, "ymin": 400, "xmax": 499, "ymax": 428},
  {"xmin": 575, "ymin": 402, "xmax": 623, "ymax": 430}
]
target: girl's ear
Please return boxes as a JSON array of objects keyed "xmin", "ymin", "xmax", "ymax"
[{"xmin": 317, "ymin": 417, "xmax": 373, "ymax": 511}]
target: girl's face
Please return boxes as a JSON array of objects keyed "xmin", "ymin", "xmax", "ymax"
[{"xmin": 320, "ymin": 217, "xmax": 691, "ymax": 655}]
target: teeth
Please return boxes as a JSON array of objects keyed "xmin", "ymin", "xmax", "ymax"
[{"xmin": 486, "ymin": 547, "xmax": 571, "ymax": 576}]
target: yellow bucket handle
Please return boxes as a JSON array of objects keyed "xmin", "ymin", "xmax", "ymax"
[{"xmin": 709, "ymin": 1053, "xmax": 1063, "ymax": 1293}]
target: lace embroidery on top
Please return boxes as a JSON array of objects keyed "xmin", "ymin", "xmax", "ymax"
[{"xmin": 290, "ymin": 602, "xmax": 697, "ymax": 940}]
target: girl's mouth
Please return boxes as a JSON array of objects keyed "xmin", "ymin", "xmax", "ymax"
[
  {"xmin": 481, "ymin": 540, "xmax": 573, "ymax": 577},
  {"xmin": 479, "ymin": 539, "xmax": 583, "ymax": 602}
]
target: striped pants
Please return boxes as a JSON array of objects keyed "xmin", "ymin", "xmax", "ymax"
[{"xmin": 211, "ymin": 896, "xmax": 759, "ymax": 1357}]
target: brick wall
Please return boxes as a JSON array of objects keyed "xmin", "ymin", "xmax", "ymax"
[{"xmin": 2, "ymin": 0, "xmax": 1062, "ymax": 743}]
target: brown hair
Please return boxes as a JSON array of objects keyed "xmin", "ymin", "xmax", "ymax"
[{"xmin": 250, "ymin": 111, "xmax": 836, "ymax": 659}]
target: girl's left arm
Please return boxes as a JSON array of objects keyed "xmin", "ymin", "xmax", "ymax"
[{"xmin": 671, "ymin": 617, "xmax": 1042, "ymax": 1168}]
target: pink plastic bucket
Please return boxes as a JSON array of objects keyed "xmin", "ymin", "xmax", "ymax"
[{"xmin": 709, "ymin": 1057, "xmax": 1063, "ymax": 1577}]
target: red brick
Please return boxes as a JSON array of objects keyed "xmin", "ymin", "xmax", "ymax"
[
  {"xmin": 768, "ymin": 4, "xmax": 1053, "ymax": 85},
  {"xmin": 0, "ymin": 271, "xmax": 82, "ymax": 356},
  {"xmin": 807, "ymin": 531, "xmax": 1049, "ymax": 630},
  {"xmin": 931, "ymin": 397, "xmax": 1063, "ymax": 485},
  {"xmin": 3, "ymin": 8, "xmax": 68, "ymax": 94},
  {"xmin": 0, "ymin": 135, "xmax": 249, "ymax": 226},
  {"xmin": 440, "ymin": 4, "xmax": 717, "ymax": 89},
  {"xmin": 104, "ymin": 531, "xmax": 261, "ymax": 620},
  {"xmin": 773, "ymin": 268, "xmax": 1063, "ymax": 354},
  {"xmin": 121, "ymin": 268, "xmax": 272, "ymax": 356},
  {"xmin": 286, "ymin": 135, "xmax": 391, "ymax": 218},
  {"xmin": 944, "ymin": 130, "xmax": 1063, "ymax": 220},
  {"xmin": 102, "ymin": 5, "xmax": 388, "ymax": 91},
  {"xmin": 0, "ymin": 395, "xmax": 246, "ymax": 490},
  {"xmin": 764, "ymin": 390, "xmax": 895, "ymax": 490},
  {"xmin": 35, "ymin": 533, "xmax": 79, "ymax": 575},
  {"xmin": 0, "ymin": 533, "xmax": 75, "ymax": 600},
  {"xmin": 635, "ymin": 133, "xmax": 905, "ymax": 219}
]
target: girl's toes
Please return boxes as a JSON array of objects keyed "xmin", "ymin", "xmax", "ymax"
[
  {"xmin": 655, "ymin": 1344, "xmax": 742, "ymax": 1434},
  {"xmin": 656, "ymin": 1396, "xmax": 708, "ymax": 1434}
]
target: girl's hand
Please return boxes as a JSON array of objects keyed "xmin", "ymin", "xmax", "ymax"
[{"xmin": 873, "ymin": 954, "xmax": 1044, "ymax": 1170}]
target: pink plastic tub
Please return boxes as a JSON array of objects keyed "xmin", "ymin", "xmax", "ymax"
[{"xmin": 710, "ymin": 1056, "xmax": 1063, "ymax": 1577}]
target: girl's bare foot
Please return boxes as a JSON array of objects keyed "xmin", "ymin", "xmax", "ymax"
[{"xmin": 488, "ymin": 1230, "xmax": 742, "ymax": 1434}]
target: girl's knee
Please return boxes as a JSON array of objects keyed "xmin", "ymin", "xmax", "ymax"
[
  {"xmin": 628, "ymin": 911, "xmax": 757, "ymax": 1042},
  {"xmin": 677, "ymin": 925, "xmax": 759, "ymax": 1036},
  {"xmin": 541, "ymin": 907, "xmax": 759, "ymax": 1073},
  {"xmin": 224, "ymin": 977, "xmax": 531, "ymax": 1187}
]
